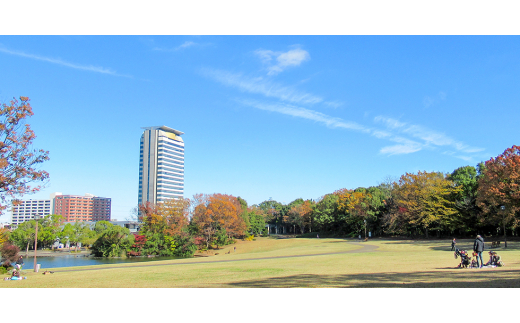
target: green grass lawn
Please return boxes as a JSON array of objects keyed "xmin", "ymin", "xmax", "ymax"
[{"xmin": 3, "ymin": 237, "xmax": 520, "ymax": 288}]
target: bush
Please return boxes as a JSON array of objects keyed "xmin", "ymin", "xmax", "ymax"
[
  {"xmin": 243, "ymin": 235, "xmax": 254, "ymax": 241},
  {"xmin": 0, "ymin": 242, "xmax": 20, "ymax": 263}
]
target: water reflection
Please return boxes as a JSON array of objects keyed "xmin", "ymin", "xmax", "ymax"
[{"xmin": 22, "ymin": 255, "xmax": 181, "ymax": 270}]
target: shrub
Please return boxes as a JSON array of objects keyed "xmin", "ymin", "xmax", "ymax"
[
  {"xmin": 0, "ymin": 242, "xmax": 20, "ymax": 263},
  {"xmin": 244, "ymin": 235, "xmax": 254, "ymax": 241}
]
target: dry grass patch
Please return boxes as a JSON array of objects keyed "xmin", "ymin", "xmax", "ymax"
[{"xmin": 3, "ymin": 237, "xmax": 519, "ymax": 288}]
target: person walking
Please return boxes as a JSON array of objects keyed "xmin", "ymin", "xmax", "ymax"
[
  {"xmin": 451, "ymin": 238, "xmax": 457, "ymax": 251},
  {"xmin": 15, "ymin": 256, "xmax": 24, "ymax": 270},
  {"xmin": 473, "ymin": 235, "xmax": 485, "ymax": 268}
]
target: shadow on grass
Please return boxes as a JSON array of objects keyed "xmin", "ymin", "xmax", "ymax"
[{"xmin": 224, "ymin": 268, "xmax": 520, "ymax": 288}]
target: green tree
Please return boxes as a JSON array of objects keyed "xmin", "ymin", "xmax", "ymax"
[
  {"xmin": 448, "ymin": 166, "xmax": 481, "ymax": 235},
  {"xmin": 91, "ymin": 224, "xmax": 134, "ymax": 257},
  {"xmin": 39, "ymin": 214, "xmax": 64, "ymax": 249},
  {"xmin": 9, "ymin": 219, "xmax": 40, "ymax": 256},
  {"xmin": 313, "ymin": 194, "xmax": 339, "ymax": 233}
]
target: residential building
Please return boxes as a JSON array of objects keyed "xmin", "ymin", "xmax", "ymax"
[
  {"xmin": 53, "ymin": 193, "xmax": 111, "ymax": 222},
  {"xmin": 10, "ymin": 199, "xmax": 52, "ymax": 227},
  {"xmin": 139, "ymin": 126, "xmax": 184, "ymax": 205},
  {"xmin": 9, "ymin": 192, "xmax": 112, "ymax": 226}
]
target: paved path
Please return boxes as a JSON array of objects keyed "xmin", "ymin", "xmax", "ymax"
[{"xmin": 52, "ymin": 242, "xmax": 379, "ymax": 273}]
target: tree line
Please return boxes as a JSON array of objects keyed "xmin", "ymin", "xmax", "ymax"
[
  {"xmin": 2, "ymin": 145, "xmax": 520, "ymax": 260},
  {"xmin": 260, "ymin": 145, "xmax": 520, "ymax": 244}
]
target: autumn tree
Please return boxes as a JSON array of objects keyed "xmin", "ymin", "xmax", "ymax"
[
  {"xmin": 0, "ymin": 97, "xmax": 49, "ymax": 213},
  {"xmin": 477, "ymin": 145, "xmax": 520, "ymax": 248},
  {"xmin": 137, "ymin": 198, "xmax": 192, "ymax": 256},
  {"xmin": 287, "ymin": 200, "xmax": 313, "ymax": 234},
  {"xmin": 0, "ymin": 227, "xmax": 9, "ymax": 248},
  {"xmin": 335, "ymin": 188, "xmax": 372, "ymax": 236},
  {"xmin": 160, "ymin": 198, "xmax": 191, "ymax": 237},
  {"xmin": 391, "ymin": 171, "xmax": 460, "ymax": 237},
  {"xmin": 190, "ymin": 193, "xmax": 246, "ymax": 249}
]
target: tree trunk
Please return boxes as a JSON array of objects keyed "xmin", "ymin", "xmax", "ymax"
[{"xmin": 25, "ymin": 241, "xmax": 30, "ymax": 257}]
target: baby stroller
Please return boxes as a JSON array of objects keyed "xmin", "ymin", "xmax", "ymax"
[{"xmin": 454, "ymin": 248, "xmax": 471, "ymax": 268}]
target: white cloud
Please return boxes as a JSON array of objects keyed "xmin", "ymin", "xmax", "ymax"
[
  {"xmin": 255, "ymin": 47, "xmax": 310, "ymax": 75},
  {"xmin": 179, "ymin": 41, "xmax": 195, "ymax": 49},
  {"xmin": 0, "ymin": 46, "xmax": 131, "ymax": 77},
  {"xmin": 374, "ymin": 116, "xmax": 406, "ymax": 129},
  {"xmin": 201, "ymin": 68, "xmax": 323, "ymax": 105},
  {"xmin": 423, "ymin": 91, "xmax": 447, "ymax": 109},
  {"xmin": 237, "ymin": 99, "xmax": 369, "ymax": 132},
  {"xmin": 374, "ymin": 115, "xmax": 485, "ymax": 154},
  {"xmin": 380, "ymin": 144, "xmax": 422, "ymax": 155},
  {"xmin": 323, "ymin": 100, "xmax": 343, "ymax": 108},
  {"xmin": 154, "ymin": 41, "xmax": 198, "ymax": 51}
]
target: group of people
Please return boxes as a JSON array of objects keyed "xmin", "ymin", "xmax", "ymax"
[
  {"xmin": 452, "ymin": 235, "xmax": 503, "ymax": 269},
  {"xmin": 3, "ymin": 256, "xmax": 27, "ymax": 281}
]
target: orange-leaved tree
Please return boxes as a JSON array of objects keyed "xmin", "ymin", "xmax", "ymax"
[
  {"xmin": 0, "ymin": 97, "xmax": 49, "ymax": 213},
  {"xmin": 335, "ymin": 188, "xmax": 371, "ymax": 235},
  {"xmin": 160, "ymin": 198, "xmax": 191, "ymax": 237},
  {"xmin": 138, "ymin": 202, "xmax": 166, "ymax": 235},
  {"xmin": 477, "ymin": 145, "xmax": 520, "ymax": 248},
  {"xmin": 191, "ymin": 193, "xmax": 246, "ymax": 249},
  {"xmin": 287, "ymin": 200, "xmax": 313, "ymax": 234}
]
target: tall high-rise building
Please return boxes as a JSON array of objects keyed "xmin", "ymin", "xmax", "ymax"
[{"xmin": 139, "ymin": 126, "xmax": 184, "ymax": 205}]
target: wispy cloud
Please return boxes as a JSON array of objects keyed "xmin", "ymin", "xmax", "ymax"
[
  {"xmin": 0, "ymin": 46, "xmax": 132, "ymax": 78},
  {"xmin": 423, "ymin": 91, "xmax": 447, "ymax": 109},
  {"xmin": 380, "ymin": 144, "xmax": 422, "ymax": 155},
  {"xmin": 202, "ymin": 48, "xmax": 481, "ymax": 159},
  {"xmin": 255, "ymin": 47, "xmax": 310, "ymax": 75},
  {"xmin": 153, "ymin": 41, "xmax": 200, "ymax": 51},
  {"xmin": 374, "ymin": 115, "xmax": 485, "ymax": 155},
  {"xmin": 238, "ymin": 99, "xmax": 369, "ymax": 132},
  {"xmin": 201, "ymin": 68, "xmax": 323, "ymax": 105}
]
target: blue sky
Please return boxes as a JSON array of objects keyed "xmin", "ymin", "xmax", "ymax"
[{"xmin": 1, "ymin": 35, "xmax": 519, "ymax": 222}]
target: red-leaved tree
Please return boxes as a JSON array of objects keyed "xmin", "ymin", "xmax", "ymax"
[
  {"xmin": 0, "ymin": 97, "xmax": 49, "ymax": 212},
  {"xmin": 477, "ymin": 145, "xmax": 520, "ymax": 248}
]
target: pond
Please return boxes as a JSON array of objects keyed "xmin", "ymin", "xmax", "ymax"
[{"xmin": 19, "ymin": 255, "xmax": 181, "ymax": 270}]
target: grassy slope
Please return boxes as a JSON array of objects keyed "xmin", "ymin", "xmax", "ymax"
[{"xmin": 2, "ymin": 237, "xmax": 519, "ymax": 288}]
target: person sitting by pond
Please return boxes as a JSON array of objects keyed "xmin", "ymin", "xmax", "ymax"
[
  {"xmin": 15, "ymin": 256, "xmax": 24, "ymax": 270},
  {"xmin": 4, "ymin": 269, "xmax": 27, "ymax": 280}
]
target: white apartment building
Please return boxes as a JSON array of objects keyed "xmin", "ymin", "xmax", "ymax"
[
  {"xmin": 10, "ymin": 199, "xmax": 52, "ymax": 226},
  {"xmin": 139, "ymin": 126, "xmax": 184, "ymax": 205}
]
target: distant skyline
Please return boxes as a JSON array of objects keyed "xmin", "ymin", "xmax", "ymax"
[{"xmin": 1, "ymin": 35, "xmax": 519, "ymax": 223}]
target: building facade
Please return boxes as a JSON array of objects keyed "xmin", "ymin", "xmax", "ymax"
[
  {"xmin": 10, "ymin": 192, "xmax": 112, "ymax": 226},
  {"xmin": 139, "ymin": 126, "xmax": 184, "ymax": 205},
  {"xmin": 10, "ymin": 199, "xmax": 52, "ymax": 226},
  {"xmin": 53, "ymin": 193, "xmax": 111, "ymax": 222}
]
